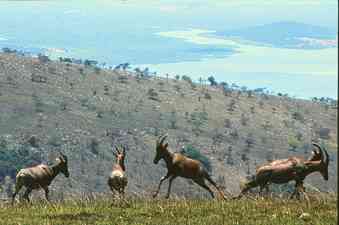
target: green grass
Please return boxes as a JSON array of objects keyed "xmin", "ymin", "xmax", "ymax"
[{"xmin": 0, "ymin": 196, "xmax": 336, "ymax": 225}]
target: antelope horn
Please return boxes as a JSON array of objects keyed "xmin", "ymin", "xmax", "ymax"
[
  {"xmin": 122, "ymin": 145, "xmax": 126, "ymax": 155},
  {"xmin": 115, "ymin": 146, "xmax": 121, "ymax": 154},
  {"xmin": 312, "ymin": 143, "xmax": 324, "ymax": 161},
  {"xmin": 112, "ymin": 147, "xmax": 118, "ymax": 156},
  {"xmin": 59, "ymin": 152, "xmax": 67, "ymax": 160},
  {"xmin": 157, "ymin": 134, "xmax": 163, "ymax": 144},
  {"xmin": 159, "ymin": 134, "xmax": 168, "ymax": 145},
  {"xmin": 323, "ymin": 147, "xmax": 330, "ymax": 166}
]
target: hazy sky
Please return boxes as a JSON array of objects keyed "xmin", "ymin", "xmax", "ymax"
[{"xmin": 1, "ymin": 0, "xmax": 337, "ymax": 29}]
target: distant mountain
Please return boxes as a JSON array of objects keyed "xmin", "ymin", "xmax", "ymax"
[{"xmin": 216, "ymin": 21, "xmax": 337, "ymax": 49}]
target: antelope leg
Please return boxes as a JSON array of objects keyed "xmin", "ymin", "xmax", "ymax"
[
  {"xmin": 43, "ymin": 186, "xmax": 50, "ymax": 202},
  {"xmin": 11, "ymin": 183, "xmax": 23, "ymax": 205},
  {"xmin": 193, "ymin": 178, "xmax": 215, "ymax": 199},
  {"xmin": 165, "ymin": 176, "xmax": 177, "ymax": 199},
  {"xmin": 205, "ymin": 175, "xmax": 228, "ymax": 199},
  {"xmin": 153, "ymin": 173, "xmax": 171, "ymax": 198},
  {"xmin": 23, "ymin": 188, "xmax": 32, "ymax": 203}
]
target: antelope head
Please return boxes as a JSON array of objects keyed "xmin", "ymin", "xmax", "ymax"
[
  {"xmin": 56, "ymin": 152, "xmax": 69, "ymax": 178},
  {"xmin": 154, "ymin": 135, "xmax": 168, "ymax": 164},
  {"xmin": 113, "ymin": 145, "xmax": 126, "ymax": 170},
  {"xmin": 308, "ymin": 143, "xmax": 330, "ymax": 180}
]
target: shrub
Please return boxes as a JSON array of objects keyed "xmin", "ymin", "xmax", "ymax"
[
  {"xmin": 204, "ymin": 92, "xmax": 212, "ymax": 100},
  {"xmin": 181, "ymin": 145, "xmax": 211, "ymax": 172},
  {"xmin": 317, "ymin": 128, "xmax": 331, "ymax": 140},
  {"xmin": 190, "ymin": 111, "xmax": 208, "ymax": 135},
  {"xmin": 288, "ymin": 135, "xmax": 301, "ymax": 152},
  {"xmin": 292, "ymin": 111, "xmax": 304, "ymax": 122},
  {"xmin": 181, "ymin": 75, "xmax": 192, "ymax": 83},
  {"xmin": 207, "ymin": 76, "xmax": 217, "ymax": 86},
  {"xmin": 147, "ymin": 88, "xmax": 160, "ymax": 101}
]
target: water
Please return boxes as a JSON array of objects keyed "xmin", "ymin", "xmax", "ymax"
[{"xmin": 0, "ymin": 1, "xmax": 337, "ymax": 99}]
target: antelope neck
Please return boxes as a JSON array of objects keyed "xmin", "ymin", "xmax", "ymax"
[
  {"xmin": 302, "ymin": 160, "xmax": 323, "ymax": 175},
  {"xmin": 51, "ymin": 163, "xmax": 63, "ymax": 179},
  {"xmin": 162, "ymin": 149, "xmax": 174, "ymax": 166}
]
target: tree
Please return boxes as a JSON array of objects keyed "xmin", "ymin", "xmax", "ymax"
[
  {"xmin": 207, "ymin": 76, "xmax": 217, "ymax": 86},
  {"xmin": 181, "ymin": 145, "xmax": 211, "ymax": 172}
]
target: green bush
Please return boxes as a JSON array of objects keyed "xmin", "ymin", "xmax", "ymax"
[
  {"xmin": 181, "ymin": 145, "xmax": 211, "ymax": 172},
  {"xmin": 0, "ymin": 143, "xmax": 42, "ymax": 179}
]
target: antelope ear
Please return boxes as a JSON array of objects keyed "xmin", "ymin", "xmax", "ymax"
[
  {"xmin": 164, "ymin": 143, "xmax": 168, "ymax": 149},
  {"xmin": 56, "ymin": 157, "xmax": 61, "ymax": 163}
]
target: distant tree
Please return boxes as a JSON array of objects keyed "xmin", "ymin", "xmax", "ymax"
[
  {"xmin": 182, "ymin": 75, "xmax": 192, "ymax": 83},
  {"xmin": 2, "ymin": 47, "xmax": 14, "ymax": 53},
  {"xmin": 38, "ymin": 54, "xmax": 50, "ymax": 63},
  {"xmin": 142, "ymin": 67, "xmax": 149, "ymax": 76},
  {"xmin": 175, "ymin": 75, "xmax": 180, "ymax": 80},
  {"xmin": 207, "ymin": 76, "xmax": 218, "ymax": 86},
  {"xmin": 241, "ymin": 86, "xmax": 247, "ymax": 92},
  {"xmin": 121, "ymin": 63, "xmax": 130, "ymax": 71}
]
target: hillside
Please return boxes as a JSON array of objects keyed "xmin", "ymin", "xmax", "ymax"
[{"xmin": 0, "ymin": 52, "xmax": 337, "ymax": 200}]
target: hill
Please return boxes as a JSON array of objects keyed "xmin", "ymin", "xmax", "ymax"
[{"xmin": 0, "ymin": 52, "xmax": 337, "ymax": 200}]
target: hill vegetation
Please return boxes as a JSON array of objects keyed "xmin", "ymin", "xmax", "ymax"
[{"xmin": 0, "ymin": 52, "xmax": 337, "ymax": 200}]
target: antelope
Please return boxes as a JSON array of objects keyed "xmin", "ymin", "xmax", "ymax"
[
  {"xmin": 11, "ymin": 153, "xmax": 69, "ymax": 204},
  {"xmin": 107, "ymin": 146, "xmax": 127, "ymax": 198},
  {"xmin": 153, "ymin": 135, "xmax": 227, "ymax": 199},
  {"xmin": 236, "ymin": 143, "xmax": 329, "ymax": 200}
]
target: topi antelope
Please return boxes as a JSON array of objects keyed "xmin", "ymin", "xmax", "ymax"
[
  {"xmin": 153, "ymin": 135, "xmax": 227, "ymax": 199},
  {"xmin": 12, "ymin": 153, "xmax": 69, "ymax": 204},
  {"xmin": 107, "ymin": 146, "xmax": 127, "ymax": 198},
  {"xmin": 236, "ymin": 143, "xmax": 329, "ymax": 200}
]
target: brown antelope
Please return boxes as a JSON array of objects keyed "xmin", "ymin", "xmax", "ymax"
[
  {"xmin": 153, "ymin": 135, "xmax": 227, "ymax": 199},
  {"xmin": 107, "ymin": 146, "xmax": 127, "ymax": 198},
  {"xmin": 236, "ymin": 143, "xmax": 329, "ymax": 200},
  {"xmin": 11, "ymin": 153, "xmax": 69, "ymax": 204}
]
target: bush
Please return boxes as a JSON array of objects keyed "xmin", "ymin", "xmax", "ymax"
[
  {"xmin": 317, "ymin": 128, "xmax": 331, "ymax": 140},
  {"xmin": 190, "ymin": 111, "xmax": 208, "ymax": 135},
  {"xmin": 181, "ymin": 75, "xmax": 192, "ymax": 83},
  {"xmin": 204, "ymin": 92, "xmax": 212, "ymax": 100},
  {"xmin": 147, "ymin": 88, "xmax": 160, "ymax": 101},
  {"xmin": 207, "ymin": 76, "xmax": 217, "ymax": 86},
  {"xmin": 292, "ymin": 111, "xmax": 304, "ymax": 122},
  {"xmin": 181, "ymin": 145, "xmax": 211, "ymax": 172},
  {"xmin": 0, "ymin": 140, "xmax": 42, "ymax": 180},
  {"xmin": 288, "ymin": 135, "xmax": 301, "ymax": 151}
]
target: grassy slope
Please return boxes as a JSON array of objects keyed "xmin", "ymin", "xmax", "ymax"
[
  {"xmin": 0, "ymin": 53, "xmax": 337, "ymax": 198},
  {"xmin": 0, "ymin": 197, "xmax": 337, "ymax": 225}
]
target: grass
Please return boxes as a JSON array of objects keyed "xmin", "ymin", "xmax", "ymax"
[{"xmin": 0, "ymin": 196, "xmax": 336, "ymax": 225}]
